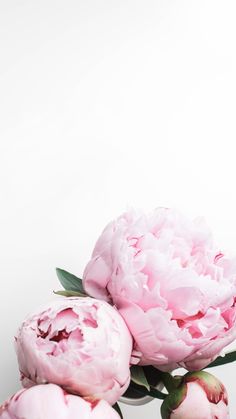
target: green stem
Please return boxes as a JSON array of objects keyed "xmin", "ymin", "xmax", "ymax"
[
  {"xmin": 207, "ymin": 350, "xmax": 236, "ymax": 368},
  {"xmin": 159, "ymin": 372, "xmax": 178, "ymax": 393}
]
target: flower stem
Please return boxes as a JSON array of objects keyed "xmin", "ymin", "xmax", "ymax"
[{"xmin": 159, "ymin": 372, "xmax": 179, "ymax": 393}]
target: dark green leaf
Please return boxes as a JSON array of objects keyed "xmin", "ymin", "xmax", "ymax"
[
  {"xmin": 127, "ymin": 381, "xmax": 167, "ymax": 400},
  {"xmin": 56, "ymin": 268, "xmax": 87, "ymax": 295},
  {"xmin": 207, "ymin": 350, "xmax": 236, "ymax": 368},
  {"xmin": 53, "ymin": 290, "xmax": 87, "ymax": 297},
  {"xmin": 130, "ymin": 365, "xmax": 150, "ymax": 391},
  {"xmin": 113, "ymin": 403, "xmax": 123, "ymax": 418},
  {"xmin": 143, "ymin": 366, "xmax": 163, "ymax": 387},
  {"xmin": 149, "ymin": 386, "xmax": 167, "ymax": 400}
]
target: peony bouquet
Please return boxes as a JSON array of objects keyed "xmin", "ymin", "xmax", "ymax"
[{"xmin": 2, "ymin": 207, "xmax": 236, "ymax": 418}]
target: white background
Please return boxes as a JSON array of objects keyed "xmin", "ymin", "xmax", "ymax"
[{"xmin": 1, "ymin": 0, "xmax": 236, "ymax": 417}]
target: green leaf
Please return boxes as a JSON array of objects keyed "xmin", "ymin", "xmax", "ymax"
[
  {"xmin": 207, "ymin": 350, "xmax": 236, "ymax": 368},
  {"xmin": 142, "ymin": 366, "xmax": 162, "ymax": 386},
  {"xmin": 56, "ymin": 268, "xmax": 87, "ymax": 295},
  {"xmin": 149, "ymin": 386, "xmax": 167, "ymax": 400},
  {"xmin": 53, "ymin": 290, "xmax": 87, "ymax": 297},
  {"xmin": 113, "ymin": 403, "xmax": 123, "ymax": 419},
  {"xmin": 130, "ymin": 365, "xmax": 150, "ymax": 391},
  {"xmin": 127, "ymin": 381, "xmax": 167, "ymax": 400}
]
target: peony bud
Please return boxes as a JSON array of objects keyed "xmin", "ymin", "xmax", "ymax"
[
  {"xmin": 161, "ymin": 371, "xmax": 229, "ymax": 419},
  {"xmin": 15, "ymin": 297, "xmax": 132, "ymax": 405},
  {"xmin": 0, "ymin": 384, "xmax": 120, "ymax": 419}
]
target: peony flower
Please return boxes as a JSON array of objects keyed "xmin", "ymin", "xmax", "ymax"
[
  {"xmin": 83, "ymin": 208, "xmax": 236, "ymax": 371},
  {"xmin": 0, "ymin": 384, "xmax": 120, "ymax": 419},
  {"xmin": 161, "ymin": 371, "xmax": 229, "ymax": 419},
  {"xmin": 15, "ymin": 297, "xmax": 132, "ymax": 405}
]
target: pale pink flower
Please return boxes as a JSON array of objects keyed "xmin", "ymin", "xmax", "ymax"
[
  {"xmin": 161, "ymin": 371, "xmax": 229, "ymax": 419},
  {"xmin": 15, "ymin": 297, "xmax": 132, "ymax": 405},
  {"xmin": 83, "ymin": 208, "xmax": 236, "ymax": 370},
  {"xmin": 0, "ymin": 384, "xmax": 120, "ymax": 419}
]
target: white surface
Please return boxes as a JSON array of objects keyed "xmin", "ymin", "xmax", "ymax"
[{"xmin": 1, "ymin": 0, "xmax": 236, "ymax": 417}]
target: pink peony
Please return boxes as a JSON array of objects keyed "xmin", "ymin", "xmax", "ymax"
[
  {"xmin": 0, "ymin": 384, "xmax": 120, "ymax": 419},
  {"xmin": 161, "ymin": 371, "xmax": 229, "ymax": 419},
  {"xmin": 15, "ymin": 297, "xmax": 132, "ymax": 405},
  {"xmin": 83, "ymin": 208, "xmax": 236, "ymax": 371}
]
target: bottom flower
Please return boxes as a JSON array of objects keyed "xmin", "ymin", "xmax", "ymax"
[
  {"xmin": 161, "ymin": 371, "xmax": 229, "ymax": 419},
  {"xmin": 0, "ymin": 384, "xmax": 120, "ymax": 419}
]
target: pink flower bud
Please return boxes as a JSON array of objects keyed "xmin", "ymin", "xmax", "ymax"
[
  {"xmin": 0, "ymin": 384, "xmax": 120, "ymax": 418},
  {"xmin": 15, "ymin": 297, "xmax": 132, "ymax": 405},
  {"xmin": 161, "ymin": 371, "xmax": 229, "ymax": 419}
]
